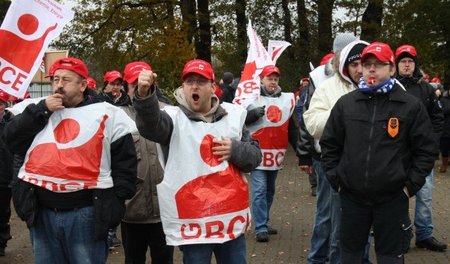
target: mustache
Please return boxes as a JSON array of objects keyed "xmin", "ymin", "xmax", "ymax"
[{"xmin": 55, "ymin": 87, "xmax": 65, "ymax": 95}]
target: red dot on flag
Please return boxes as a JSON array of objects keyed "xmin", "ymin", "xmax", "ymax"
[
  {"xmin": 54, "ymin": 119, "xmax": 80, "ymax": 144},
  {"xmin": 266, "ymin": 105, "xmax": 282, "ymax": 123},
  {"xmin": 199, "ymin": 134, "xmax": 222, "ymax": 167},
  {"xmin": 17, "ymin": 14, "xmax": 39, "ymax": 35}
]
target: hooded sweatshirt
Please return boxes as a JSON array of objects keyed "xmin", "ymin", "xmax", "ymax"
[
  {"xmin": 304, "ymin": 40, "xmax": 369, "ymax": 140},
  {"xmin": 173, "ymin": 86, "xmax": 220, "ymax": 123}
]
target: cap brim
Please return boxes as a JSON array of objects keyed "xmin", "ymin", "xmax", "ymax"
[{"xmin": 182, "ymin": 70, "xmax": 212, "ymax": 80}]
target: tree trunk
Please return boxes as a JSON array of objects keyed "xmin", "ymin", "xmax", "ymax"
[
  {"xmin": 196, "ymin": 0, "xmax": 212, "ymax": 62},
  {"xmin": 281, "ymin": 0, "xmax": 294, "ymax": 59},
  {"xmin": 297, "ymin": 0, "xmax": 310, "ymax": 72},
  {"xmin": 180, "ymin": 0, "xmax": 197, "ymax": 44},
  {"xmin": 361, "ymin": 0, "xmax": 383, "ymax": 42},
  {"xmin": 235, "ymin": 0, "xmax": 247, "ymax": 66},
  {"xmin": 317, "ymin": 0, "xmax": 334, "ymax": 58}
]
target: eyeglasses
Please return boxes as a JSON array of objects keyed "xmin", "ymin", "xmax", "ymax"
[
  {"xmin": 184, "ymin": 78, "xmax": 211, "ymax": 86},
  {"xmin": 362, "ymin": 61, "xmax": 390, "ymax": 69}
]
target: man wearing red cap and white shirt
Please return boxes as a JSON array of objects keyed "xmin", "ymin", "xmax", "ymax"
[
  {"xmin": 244, "ymin": 65, "xmax": 300, "ymax": 243},
  {"xmin": 4, "ymin": 57, "xmax": 138, "ymax": 263},
  {"xmin": 320, "ymin": 42, "xmax": 437, "ymax": 263},
  {"xmin": 395, "ymin": 44, "xmax": 446, "ymax": 252},
  {"xmin": 133, "ymin": 58, "xmax": 261, "ymax": 264},
  {"xmin": 0, "ymin": 90, "xmax": 13, "ymax": 256}
]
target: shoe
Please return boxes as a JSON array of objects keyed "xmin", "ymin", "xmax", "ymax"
[
  {"xmin": 108, "ymin": 236, "xmax": 122, "ymax": 249},
  {"xmin": 0, "ymin": 247, "xmax": 5, "ymax": 256},
  {"xmin": 256, "ymin": 232, "xmax": 269, "ymax": 242},
  {"xmin": 415, "ymin": 237, "xmax": 447, "ymax": 251},
  {"xmin": 311, "ymin": 186, "xmax": 317, "ymax": 197},
  {"xmin": 267, "ymin": 225, "xmax": 278, "ymax": 235}
]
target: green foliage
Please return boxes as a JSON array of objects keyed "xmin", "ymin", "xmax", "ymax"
[
  {"xmin": 382, "ymin": 0, "xmax": 450, "ymax": 83},
  {"xmin": 48, "ymin": 0, "xmax": 448, "ymax": 93},
  {"xmin": 54, "ymin": 0, "xmax": 195, "ymax": 94}
]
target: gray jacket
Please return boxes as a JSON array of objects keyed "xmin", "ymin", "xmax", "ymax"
[
  {"xmin": 133, "ymin": 87, "xmax": 262, "ymax": 173},
  {"xmin": 121, "ymin": 104, "xmax": 166, "ymax": 224}
]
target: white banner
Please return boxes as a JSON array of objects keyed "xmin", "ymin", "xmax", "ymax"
[
  {"xmin": 0, "ymin": 0, "xmax": 74, "ymax": 98},
  {"xmin": 268, "ymin": 40, "xmax": 291, "ymax": 65},
  {"xmin": 233, "ymin": 20, "xmax": 271, "ymax": 108}
]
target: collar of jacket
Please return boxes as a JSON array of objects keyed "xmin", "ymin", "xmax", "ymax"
[
  {"xmin": 178, "ymin": 103, "xmax": 228, "ymax": 123},
  {"xmin": 260, "ymin": 85, "xmax": 282, "ymax": 97},
  {"xmin": 354, "ymin": 83, "xmax": 409, "ymax": 103}
]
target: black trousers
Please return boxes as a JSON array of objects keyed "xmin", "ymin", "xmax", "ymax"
[
  {"xmin": 0, "ymin": 187, "xmax": 11, "ymax": 248},
  {"xmin": 121, "ymin": 221, "xmax": 174, "ymax": 264},
  {"xmin": 340, "ymin": 191, "xmax": 410, "ymax": 264}
]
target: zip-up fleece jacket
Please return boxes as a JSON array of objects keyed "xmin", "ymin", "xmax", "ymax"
[{"xmin": 320, "ymin": 84, "xmax": 437, "ymax": 205}]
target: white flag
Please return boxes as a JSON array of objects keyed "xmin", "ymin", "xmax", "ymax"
[
  {"xmin": 0, "ymin": 0, "xmax": 74, "ymax": 98},
  {"xmin": 268, "ymin": 40, "xmax": 291, "ymax": 64},
  {"xmin": 233, "ymin": 20, "xmax": 272, "ymax": 108}
]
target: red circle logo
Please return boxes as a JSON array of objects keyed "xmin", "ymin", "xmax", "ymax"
[
  {"xmin": 266, "ymin": 105, "xmax": 282, "ymax": 123},
  {"xmin": 17, "ymin": 14, "xmax": 39, "ymax": 35},
  {"xmin": 199, "ymin": 134, "xmax": 222, "ymax": 167},
  {"xmin": 54, "ymin": 119, "xmax": 80, "ymax": 144}
]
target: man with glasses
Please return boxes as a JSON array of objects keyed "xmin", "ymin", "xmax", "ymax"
[
  {"xmin": 395, "ymin": 45, "xmax": 446, "ymax": 252},
  {"xmin": 133, "ymin": 59, "xmax": 262, "ymax": 264},
  {"xmin": 320, "ymin": 42, "xmax": 437, "ymax": 263},
  {"xmin": 4, "ymin": 57, "xmax": 137, "ymax": 263}
]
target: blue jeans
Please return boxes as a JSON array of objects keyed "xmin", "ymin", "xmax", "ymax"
[
  {"xmin": 307, "ymin": 159, "xmax": 340, "ymax": 264},
  {"xmin": 30, "ymin": 206, "xmax": 108, "ymax": 264},
  {"xmin": 251, "ymin": 169, "xmax": 278, "ymax": 234},
  {"xmin": 180, "ymin": 234, "xmax": 246, "ymax": 264},
  {"xmin": 414, "ymin": 170, "xmax": 434, "ymax": 241}
]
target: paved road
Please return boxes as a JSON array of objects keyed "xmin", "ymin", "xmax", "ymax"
[{"xmin": 1, "ymin": 150, "xmax": 449, "ymax": 263}]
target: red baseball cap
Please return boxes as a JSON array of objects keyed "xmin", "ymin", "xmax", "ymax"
[
  {"xmin": 320, "ymin": 53, "xmax": 334, "ymax": 65},
  {"xmin": 361, "ymin": 42, "xmax": 395, "ymax": 65},
  {"xmin": 50, "ymin": 57, "xmax": 89, "ymax": 79},
  {"xmin": 87, "ymin": 77, "xmax": 97, "ymax": 89},
  {"xmin": 103, "ymin": 71, "xmax": 122, "ymax": 83},
  {"xmin": 124, "ymin": 62, "xmax": 152, "ymax": 84},
  {"xmin": 45, "ymin": 63, "xmax": 57, "ymax": 78},
  {"xmin": 0, "ymin": 90, "xmax": 9, "ymax": 102},
  {"xmin": 431, "ymin": 77, "xmax": 441, "ymax": 84},
  {"xmin": 260, "ymin": 65, "xmax": 280, "ymax": 78},
  {"xmin": 395, "ymin": 45, "xmax": 417, "ymax": 59},
  {"xmin": 181, "ymin": 59, "xmax": 215, "ymax": 81}
]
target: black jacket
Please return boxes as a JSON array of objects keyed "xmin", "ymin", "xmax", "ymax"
[
  {"xmin": 440, "ymin": 94, "xmax": 450, "ymax": 138},
  {"xmin": 4, "ymin": 93, "xmax": 137, "ymax": 240},
  {"xmin": 0, "ymin": 110, "xmax": 13, "ymax": 187},
  {"xmin": 296, "ymin": 83, "xmax": 320, "ymax": 166},
  {"xmin": 397, "ymin": 77, "xmax": 444, "ymax": 147},
  {"xmin": 320, "ymin": 84, "xmax": 437, "ymax": 205}
]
